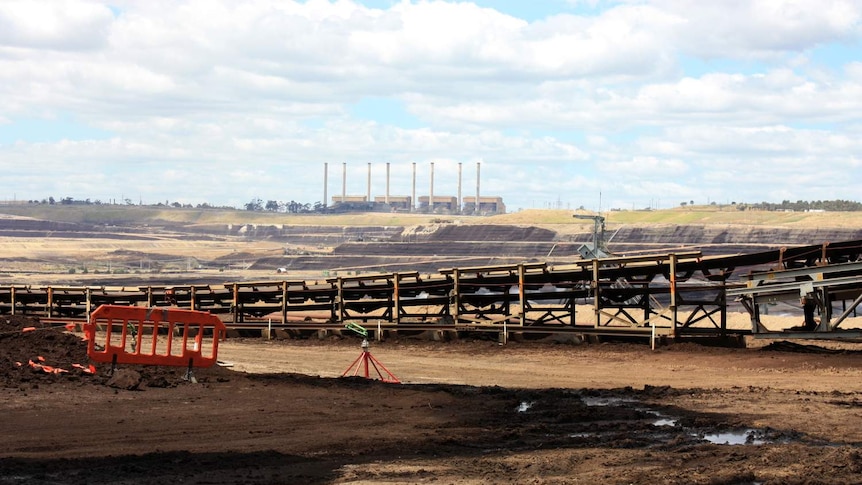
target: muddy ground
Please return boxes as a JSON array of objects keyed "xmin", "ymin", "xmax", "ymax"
[{"xmin": 2, "ymin": 316, "xmax": 862, "ymax": 484}]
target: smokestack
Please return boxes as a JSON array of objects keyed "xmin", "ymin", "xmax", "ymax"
[
  {"xmin": 385, "ymin": 162, "xmax": 390, "ymax": 204},
  {"xmin": 429, "ymin": 162, "xmax": 435, "ymax": 213},
  {"xmin": 476, "ymin": 161, "xmax": 481, "ymax": 214},
  {"xmin": 412, "ymin": 162, "xmax": 416, "ymax": 212},
  {"xmin": 323, "ymin": 162, "xmax": 328, "ymax": 208},
  {"xmin": 342, "ymin": 162, "xmax": 347, "ymax": 202},
  {"xmin": 457, "ymin": 162, "xmax": 462, "ymax": 213},
  {"xmin": 367, "ymin": 162, "xmax": 372, "ymax": 202}
]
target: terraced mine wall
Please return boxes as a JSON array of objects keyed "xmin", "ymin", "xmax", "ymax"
[
  {"xmin": 254, "ymin": 224, "xmax": 862, "ymax": 274},
  {"xmin": 3, "ymin": 215, "xmax": 862, "ymax": 276},
  {"xmin": 184, "ymin": 224, "xmax": 404, "ymax": 245},
  {"xmin": 610, "ymin": 225, "xmax": 862, "ymax": 252}
]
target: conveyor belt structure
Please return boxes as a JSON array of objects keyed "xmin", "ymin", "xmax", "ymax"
[{"xmin": 5, "ymin": 239, "xmax": 861, "ymax": 342}]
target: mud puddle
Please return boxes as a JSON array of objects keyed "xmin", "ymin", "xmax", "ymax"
[
  {"xmin": 701, "ymin": 429, "xmax": 767, "ymax": 445},
  {"xmin": 506, "ymin": 388, "xmax": 801, "ymax": 450}
]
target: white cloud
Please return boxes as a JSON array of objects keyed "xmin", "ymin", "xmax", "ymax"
[
  {"xmin": 0, "ymin": 0, "xmax": 860, "ymax": 211},
  {"xmin": 632, "ymin": 0, "xmax": 862, "ymax": 58},
  {"xmin": 0, "ymin": 0, "xmax": 113, "ymax": 51},
  {"xmin": 599, "ymin": 156, "xmax": 688, "ymax": 177}
]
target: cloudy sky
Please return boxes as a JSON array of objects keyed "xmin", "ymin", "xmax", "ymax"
[{"xmin": 1, "ymin": 0, "xmax": 860, "ymax": 212}]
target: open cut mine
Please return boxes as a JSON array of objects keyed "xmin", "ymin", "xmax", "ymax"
[
  {"xmin": 3, "ymin": 313, "xmax": 862, "ymax": 484},
  {"xmin": 2, "ymin": 212, "xmax": 862, "ymax": 483}
]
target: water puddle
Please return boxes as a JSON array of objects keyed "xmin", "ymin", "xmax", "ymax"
[
  {"xmin": 576, "ymin": 395, "xmax": 777, "ymax": 447},
  {"xmin": 581, "ymin": 396, "xmax": 636, "ymax": 407},
  {"xmin": 700, "ymin": 430, "xmax": 766, "ymax": 445},
  {"xmin": 640, "ymin": 408, "xmax": 679, "ymax": 427},
  {"xmin": 653, "ymin": 418, "xmax": 678, "ymax": 427}
]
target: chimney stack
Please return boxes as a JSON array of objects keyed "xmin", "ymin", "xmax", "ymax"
[
  {"xmin": 412, "ymin": 162, "xmax": 417, "ymax": 212},
  {"xmin": 323, "ymin": 162, "xmax": 328, "ymax": 207},
  {"xmin": 429, "ymin": 162, "xmax": 435, "ymax": 213},
  {"xmin": 457, "ymin": 162, "xmax": 463, "ymax": 213},
  {"xmin": 342, "ymin": 162, "xmax": 347, "ymax": 202},
  {"xmin": 476, "ymin": 161, "xmax": 481, "ymax": 214}
]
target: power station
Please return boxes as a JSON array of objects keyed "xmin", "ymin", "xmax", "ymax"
[{"xmin": 322, "ymin": 162, "xmax": 505, "ymax": 215}]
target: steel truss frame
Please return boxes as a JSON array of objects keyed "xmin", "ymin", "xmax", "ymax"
[
  {"xmin": 2, "ymin": 239, "xmax": 860, "ymax": 341},
  {"xmin": 727, "ymin": 261, "xmax": 862, "ymax": 338}
]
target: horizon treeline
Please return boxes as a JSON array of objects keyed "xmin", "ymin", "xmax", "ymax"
[
  {"xmin": 736, "ymin": 199, "xmax": 862, "ymax": 212},
  {"xmin": 18, "ymin": 196, "xmax": 862, "ymax": 212}
]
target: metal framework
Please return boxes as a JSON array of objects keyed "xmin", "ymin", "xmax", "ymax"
[
  {"xmin": 727, "ymin": 261, "xmax": 862, "ymax": 339},
  {"xmin": 3, "ymin": 239, "xmax": 861, "ymax": 342}
]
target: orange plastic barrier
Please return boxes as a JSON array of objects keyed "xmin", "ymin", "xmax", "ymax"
[{"xmin": 84, "ymin": 305, "xmax": 226, "ymax": 368}]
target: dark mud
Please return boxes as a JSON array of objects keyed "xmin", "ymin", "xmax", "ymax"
[{"xmin": 1, "ymin": 315, "xmax": 860, "ymax": 484}]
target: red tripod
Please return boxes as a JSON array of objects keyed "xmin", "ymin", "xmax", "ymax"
[{"xmin": 342, "ymin": 339, "xmax": 400, "ymax": 384}]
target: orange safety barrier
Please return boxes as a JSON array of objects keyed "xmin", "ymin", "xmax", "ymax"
[{"xmin": 84, "ymin": 305, "xmax": 226, "ymax": 368}]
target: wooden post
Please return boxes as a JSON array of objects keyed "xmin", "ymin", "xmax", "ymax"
[
  {"xmin": 387, "ymin": 276, "xmax": 394, "ymax": 323},
  {"xmin": 232, "ymin": 283, "xmax": 239, "ymax": 323},
  {"xmin": 720, "ymin": 275, "xmax": 727, "ymax": 337},
  {"xmin": 518, "ymin": 264, "xmax": 525, "ymax": 326},
  {"xmin": 337, "ymin": 277, "xmax": 344, "ymax": 323},
  {"xmin": 394, "ymin": 274, "xmax": 401, "ymax": 325},
  {"xmin": 592, "ymin": 260, "xmax": 600, "ymax": 327},
  {"xmin": 282, "ymin": 281, "xmax": 288, "ymax": 324},
  {"xmin": 670, "ymin": 254, "xmax": 678, "ymax": 338},
  {"xmin": 452, "ymin": 269, "xmax": 460, "ymax": 324}
]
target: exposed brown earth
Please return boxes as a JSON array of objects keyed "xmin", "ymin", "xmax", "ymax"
[
  {"xmin": 2, "ymin": 210, "xmax": 862, "ymax": 483},
  {"xmin": 2, "ymin": 209, "xmax": 861, "ymax": 283},
  {"xmin": 3, "ymin": 315, "xmax": 862, "ymax": 484}
]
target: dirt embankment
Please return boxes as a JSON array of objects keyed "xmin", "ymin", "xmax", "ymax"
[
  {"xmin": 4, "ymin": 314, "xmax": 862, "ymax": 484},
  {"xmin": 252, "ymin": 223, "xmax": 862, "ymax": 272},
  {"xmin": 609, "ymin": 225, "xmax": 862, "ymax": 255},
  {"xmin": 2, "ymin": 211, "xmax": 861, "ymax": 282},
  {"xmin": 5, "ymin": 212, "xmax": 858, "ymax": 248}
]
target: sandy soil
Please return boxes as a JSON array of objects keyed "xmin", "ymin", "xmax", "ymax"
[{"xmin": 3, "ymin": 316, "xmax": 862, "ymax": 484}]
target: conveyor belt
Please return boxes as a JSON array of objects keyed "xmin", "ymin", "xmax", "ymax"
[{"xmin": 5, "ymin": 239, "xmax": 861, "ymax": 342}]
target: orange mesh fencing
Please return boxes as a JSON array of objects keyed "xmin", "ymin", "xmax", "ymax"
[{"xmin": 84, "ymin": 305, "xmax": 226, "ymax": 368}]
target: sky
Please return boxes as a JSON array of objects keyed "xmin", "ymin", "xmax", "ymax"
[{"xmin": 0, "ymin": 0, "xmax": 860, "ymax": 212}]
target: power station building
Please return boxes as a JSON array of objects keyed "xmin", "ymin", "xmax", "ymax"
[
  {"xmin": 332, "ymin": 196, "xmax": 368, "ymax": 203},
  {"xmin": 418, "ymin": 196, "xmax": 459, "ymax": 213},
  {"xmin": 322, "ymin": 162, "xmax": 505, "ymax": 215},
  {"xmin": 373, "ymin": 195, "xmax": 412, "ymax": 211},
  {"xmin": 462, "ymin": 196, "xmax": 506, "ymax": 215}
]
